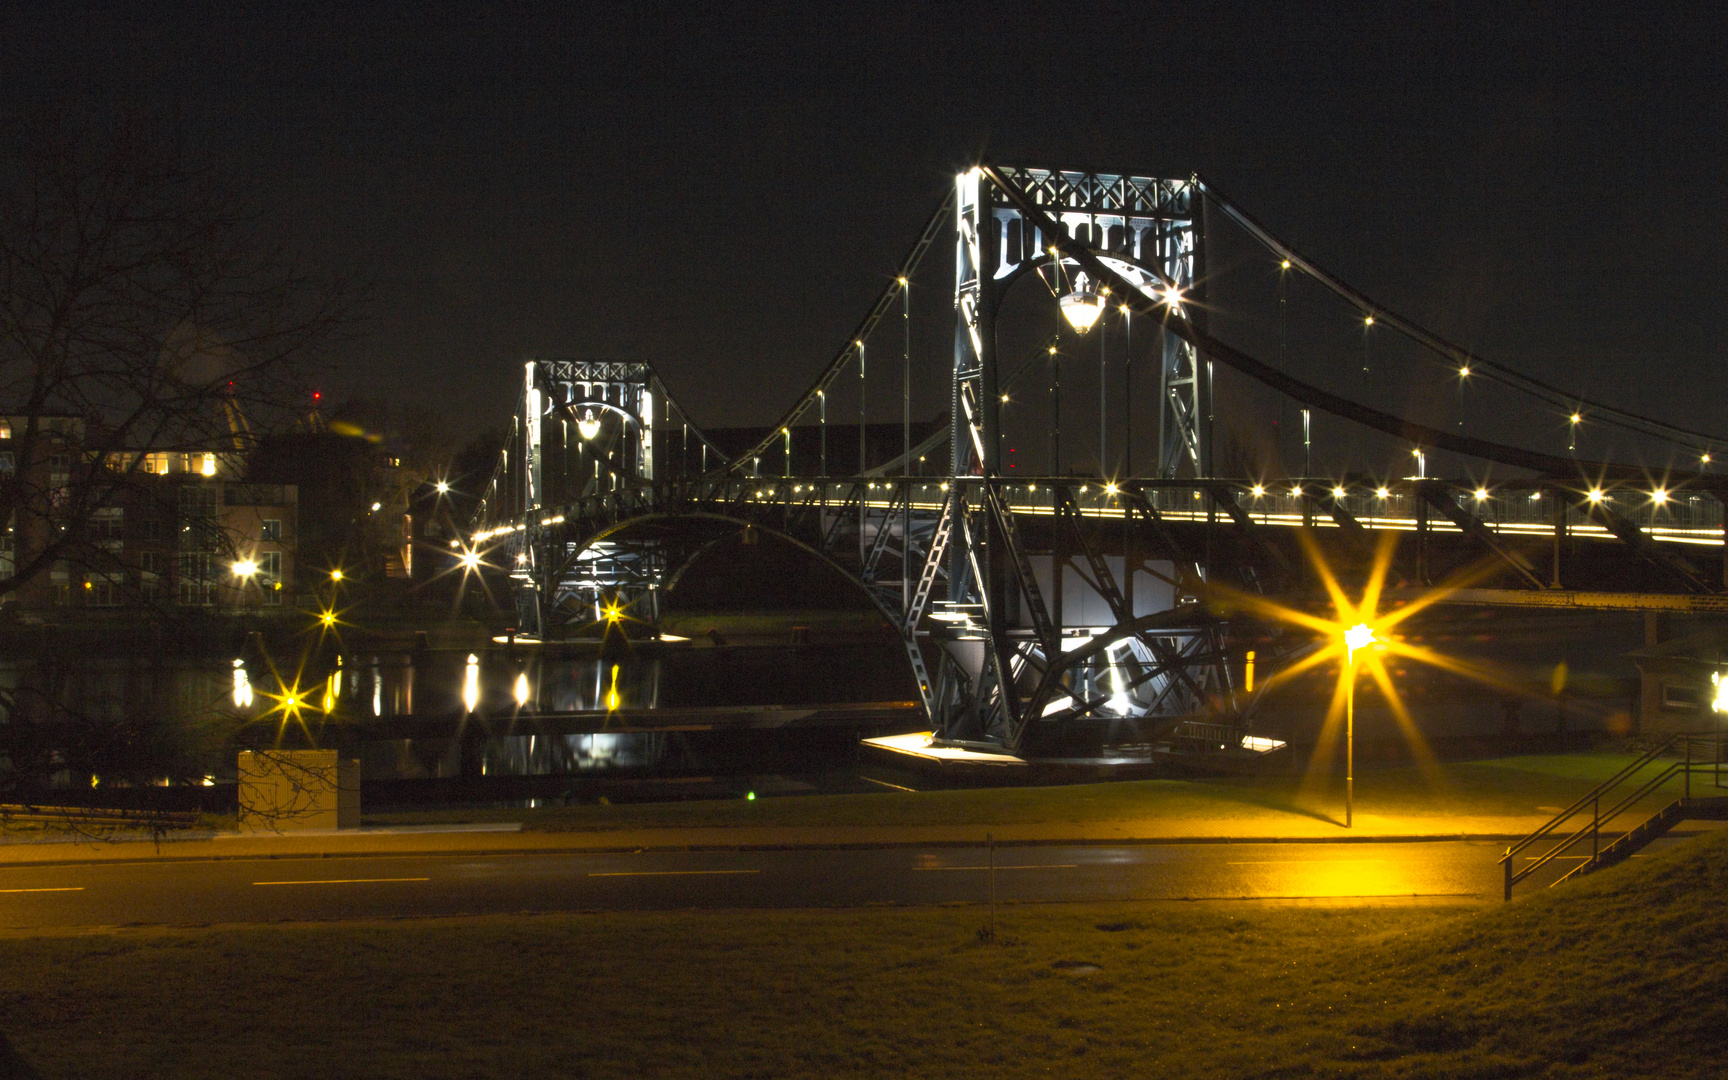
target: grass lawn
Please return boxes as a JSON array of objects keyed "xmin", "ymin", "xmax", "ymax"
[
  {"xmin": 513, "ymin": 751, "xmax": 1690, "ymax": 832},
  {"xmin": 1, "ymin": 827, "xmax": 1724, "ymax": 1078}
]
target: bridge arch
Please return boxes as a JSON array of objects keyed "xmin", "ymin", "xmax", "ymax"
[{"xmin": 536, "ymin": 510, "xmax": 914, "ymax": 651}]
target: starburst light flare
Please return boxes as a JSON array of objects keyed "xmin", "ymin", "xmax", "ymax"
[{"xmin": 1202, "ymin": 529, "xmax": 1528, "ymax": 816}]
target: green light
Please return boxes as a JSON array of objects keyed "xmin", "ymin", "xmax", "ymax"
[{"xmin": 746, "ymin": 792, "xmax": 756, "ymax": 801}]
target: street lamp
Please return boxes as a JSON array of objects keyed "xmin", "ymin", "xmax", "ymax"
[
  {"xmin": 1343, "ymin": 622, "xmax": 1377, "ymax": 829},
  {"xmin": 577, "ymin": 408, "xmax": 602, "ymax": 441},
  {"xmin": 1059, "ymin": 283, "xmax": 1104, "ymax": 333}
]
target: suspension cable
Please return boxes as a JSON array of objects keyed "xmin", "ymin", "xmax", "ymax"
[
  {"xmin": 1196, "ymin": 174, "xmax": 1726, "ymax": 456},
  {"xmin": 721, "ymin": 190, "xmax": 955, "ymax": 475},
  {"xmin": 983, "ymin": 163, "xmax": 1697, "ymax": 483}
]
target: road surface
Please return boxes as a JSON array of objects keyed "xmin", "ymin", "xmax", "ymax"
[{"xmin": 0, "ymin": 839, "xmax": 1545, "ymax": 930}]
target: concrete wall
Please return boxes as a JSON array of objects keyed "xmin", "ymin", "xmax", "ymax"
[{"xmin": 238, "ymin": 750, "xmax": 359, "ymax": 831}]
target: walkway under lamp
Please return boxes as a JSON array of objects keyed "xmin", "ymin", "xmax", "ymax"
[{"xmin": 577, "ymin": 408, "xmax": 602, "ymax": 441}]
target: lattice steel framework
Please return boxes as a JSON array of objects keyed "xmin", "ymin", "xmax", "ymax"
[
  {"xmin": 956, "ymin": 167, "xmax": 1206, "ymax": 483},
  {"xmin": 927, "ymin": 165, "xmax": 1242, "ymax": 751},
  {"xmin": 468, "ymin": 159, "xmax": 1728, "ymax": 761}
]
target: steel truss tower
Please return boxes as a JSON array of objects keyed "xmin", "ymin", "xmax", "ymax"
[
  {"xmin": 512, "ymin": 360, "xmax": 659, "ymax": 634},
  {"xmin": 488, "ymin": 169, "xmax": 1250, "ymax": 758},
  {"xmin": 954, "ymin": 167, "xmax": 1207, "ymax": 485},
  {"xmin": 926, "ymin": 165, "xmax": 1237, "ymax": 752}
]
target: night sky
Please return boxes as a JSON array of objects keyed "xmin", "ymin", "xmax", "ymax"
[{"xmin": 8, "ymin": 2, "xmax": 1725, "ymax": 460}]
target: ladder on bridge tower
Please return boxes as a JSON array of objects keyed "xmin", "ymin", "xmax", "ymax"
[{"xmin": 901, "ymin": 496, "xmax": 954, "ymax": 717}]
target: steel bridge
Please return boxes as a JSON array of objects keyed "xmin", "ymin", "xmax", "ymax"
[{"xmin": 468, "ymin": 163, "xmax": 1728, "ymax": 759}]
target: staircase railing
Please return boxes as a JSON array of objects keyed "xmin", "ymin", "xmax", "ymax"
[{"xmin": 1500, "ymin": 732, "xmax": 1728, "ymax": 900}]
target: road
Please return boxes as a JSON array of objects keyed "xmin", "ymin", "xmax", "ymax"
[
  {"xmin": 9, "ymin": 827, "xmax": 1706, "ymax": 930},
  {"xmin": 0, "ymin": 839, "xmax": 1555, "ymax": 930}
]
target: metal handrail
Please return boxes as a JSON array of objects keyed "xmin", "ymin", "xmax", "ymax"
[
  {"xmin": 1501, "ymin": 733, "xmax": 1726, "ymax": 899},
  {"xmin": 1550, "ymin": 763, "xmax": 1697, "ymax": 886},
  {"xmin": 1539, "ymin": 762, "xmax": 1686, "ymax": 888},
  {"xmin": 1503, "ymin": 735, "xmax": 1675, "ymax": 863}
]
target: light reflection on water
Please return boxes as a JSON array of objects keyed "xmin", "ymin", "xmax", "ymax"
[
  {"xmin": 0, "ymin": 643, "xmax": 909, "ymax": 785},
  {"xmin": 296, "ymin": 645, "xmax": 914, "ymax": 721},
  {"xmin": 370, "ymin": 729, "xmax": 675, "ymax": 782}
]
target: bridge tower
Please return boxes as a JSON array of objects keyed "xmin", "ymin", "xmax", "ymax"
[
  {"xmin": 921, "ymin": 166, "xmax": 1238, "ymax": 752},
  {"xmin": 953, "ymin": 166, "xmax": 1208, "ymax": 484},
  {"xmin": 511, "ymin": 359, "xmax": 657, "ymax": 634}
]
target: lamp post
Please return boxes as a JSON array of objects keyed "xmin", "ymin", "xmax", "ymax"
[{"xmin": 1343, "ymin": 621, "xmax": 1376, "ymax": 828}]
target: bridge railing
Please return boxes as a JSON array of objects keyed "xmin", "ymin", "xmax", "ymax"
[{"xmin": 481, "ymin": 475, "xmax": 1727, "ymax": 548}]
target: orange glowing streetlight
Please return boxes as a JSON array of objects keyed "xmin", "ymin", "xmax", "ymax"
[{"xmin": 1206, "ymin": 531, "xmax": 1516, "ymax": 829}]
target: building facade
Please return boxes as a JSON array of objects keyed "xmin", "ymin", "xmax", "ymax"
[{"xmin": 1, "ymin": 417, "xmax": 297, "ymax": 613}]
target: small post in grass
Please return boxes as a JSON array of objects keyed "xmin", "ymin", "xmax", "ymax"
[{"xmin": 988, "ymin": 832, "xmax": 996, "ymax": 943}]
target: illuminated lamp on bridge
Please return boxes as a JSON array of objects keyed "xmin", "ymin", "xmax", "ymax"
[
  {"xmin": 1059, "ymin": 282, "xmax": 1104, "ymax": 333},
  {"xmin": 576, "ymin": 408, "xmax": 602, "ymax": 441}
]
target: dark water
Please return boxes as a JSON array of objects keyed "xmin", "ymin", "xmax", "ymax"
[
  {"xmin": 0, "ymin": 639, "xmax": 915, "ymax": 800},
  {"xmin": 1, "ymin": 605, "xmax": 1653, "ymax": 806}
]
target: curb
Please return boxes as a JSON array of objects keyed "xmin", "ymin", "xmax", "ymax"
[{"xmin": 0, "ymin": 831, "xmax": 1525, "ymax": 869}]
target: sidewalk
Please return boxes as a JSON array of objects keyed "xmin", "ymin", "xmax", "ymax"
[{"xmin": 0, "ymin": 809, "xmax": 1557, "ymax": 868}]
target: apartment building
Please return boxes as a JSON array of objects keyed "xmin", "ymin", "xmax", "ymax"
[{"xmin": 1, "ymin": 417, "xmax": 297, "ymax": 612}]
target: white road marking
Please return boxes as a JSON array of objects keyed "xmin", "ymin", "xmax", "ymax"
[
  {"xmin": 253, "ymin": 877, "xmax": 430, "ymax": 886},
  {"xmin": 588, "ymin": 870, "xmax": 761, "ymax": 877},
  {"xmin": 1227, "ymin": 859, "xmax": 1390, "ymax": 866},
  {"xmin": 0, "ymin": 887, "xmax": 84, "ymax": 894},
  {"xmin": 914, "ymin": 864, "xmax": 1079, "ymax": 871}
]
